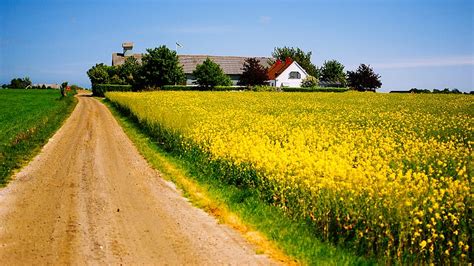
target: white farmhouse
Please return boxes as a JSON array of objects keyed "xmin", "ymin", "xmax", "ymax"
[{"xmin": 267, "ymin": 58, "xmax": 308, "ymax": 87}]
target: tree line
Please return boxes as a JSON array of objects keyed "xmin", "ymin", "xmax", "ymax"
[
  {"xmin": 2, "ymin": 77, "xmax": 32, "ymax": 89},
  {"xmin": 87, "ymin": 46, "xmax": 235, "ymax": 90},
  {"xmin": 1, "ymin": 77, "xmax": 84, "ymax": 94},
  {"xmin": 271, "ymin": 47, "xmax": 381, "ymax": 91},
  {"xmin": 87, "ymin": 45, "xmax": 383, "ymax": 91},
  {"xmin": 390, "ymin": 88, "xmax": 472, "ymax": 94}
]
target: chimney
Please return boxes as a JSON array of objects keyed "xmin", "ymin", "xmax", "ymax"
[{"xmin": 122, "ymin": 42, "xmax": 134, "ymax": 56}]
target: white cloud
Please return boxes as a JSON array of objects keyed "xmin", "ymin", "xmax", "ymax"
[
  {"xmin": 259, "ymin": 16, "xmax": 272, "ymax": 24},
  {"xmin": 373, "ymin": 55, "xmax": 474, "ymax": 69}
]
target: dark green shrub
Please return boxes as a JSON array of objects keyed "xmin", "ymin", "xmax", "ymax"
[
  {"xmin": 161, "ymin": 85, "xmax": 246, "ymax": 91},
  {"xmin": 282, "ymin": 87, "xmax": 349, "ymax": 92},
  {"xmin": 161, "ymin": 85, "xmax": 196, "ymax": 91},
  {"xmin": 93, "ymin": 84, "xmax": 133, "ymax": 97},
  {"xmin": 347, "ymin": 64, "xmax": 382, "ymax": 91},
  {"xmin": 301, "ymin": 75, "xmax": 319, "ymax": 88},
  {"xmin": 213, "ymin": 86, "xmax": 246, "ymax": 91},
  {"xmin": 252, "ymin": 85, "xmax": 278, "ymax": 92},
  {"xmin": 238, "ymin": 58, "xmax": 269, "ymax": 86},
  {"xmin": 8, "ymin": 77, "xmax": 32, "ymax": 89},
  {"xmin": 320, "ymin": 60, "xmax": 347, "ymax": 87},
  {"xmin": 192, "ymin": 58, "xmax": 232, "ymax": 88},
  {"xmin": 140, "ymin": 46, "xmax": 185, "ymax": 88},
  {"xmin": 87, "ymin": 63, "xmax": 111, "ymax": 86}
]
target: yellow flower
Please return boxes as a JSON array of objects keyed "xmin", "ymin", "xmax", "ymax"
[
  {"xmin": 420, "ymin": 240, "xmax": 427, "ymax": 249},
  {"xmin": 106, "ymin": 91, "xmax": 472, "ymax": 263}
]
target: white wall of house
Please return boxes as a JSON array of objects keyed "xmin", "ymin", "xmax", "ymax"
[{"xmin": 273, "ymin": 62, "xmax": 308, "ymax": 87}]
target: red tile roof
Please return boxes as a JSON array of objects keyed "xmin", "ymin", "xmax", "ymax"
[{"xmin": 267, "ymin": 57, "xmax": 293, "ymax": 80}]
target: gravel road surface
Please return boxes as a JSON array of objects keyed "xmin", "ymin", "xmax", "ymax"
[{"xmin": 0, "ymin": 93, "xmax": 273, "ymax": 265}]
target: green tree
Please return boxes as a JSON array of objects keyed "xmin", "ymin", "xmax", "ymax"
[
  {"xmin": 119, "ymin": 56, "xmax": 141, "ymax": 86},
  {"xmin": 301, "ymin": 75, "xmax": 319, "ymax": 88},
  {"xmin": 347, "ymin": 64, "xmax": 382, "ymax": 91},
  {"xmin": 320, "ymin": 60, "xmax": 347, "ymax": 86},
  {"xmin": 140, "ymin": 45, "xmax": 185, "ymax": 88},
  {"xmin": 9, "ymin": 77, "xmax": 32, "ymax": 89},
  {"xmin": 238, "ymin": 58, "xmax": 268, "ymax": 86},
  {"xmin": 24, "ymin": 77, "xmax": 32, "ymax": 88},
  {"xmin": 106, "ymin": 65, "xmax": 125, "ymax": 84},
  {"xmin": 109, "ymin": 74, "xmax": 125, "ymax": 85},
  {"xmin": 271, "ymin": 46, "xmax": 319, "ymax": 77},
  {"xmin": 87, "ymin": 63, "xmax": 110, "ymax": 86},
  {"xmin": 193, "ymin": 58, "xmax": 232, "ymax": 88},
  {"xmin": 60, "ymin": 81, "xmax": 68, "ymax": 97}
]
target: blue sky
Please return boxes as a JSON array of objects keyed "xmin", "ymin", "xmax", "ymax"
[{"xmin": 1, "ymin": 0, "xmax": 473, "ymax": 91}]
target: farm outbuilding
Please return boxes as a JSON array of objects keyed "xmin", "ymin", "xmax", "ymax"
[{"xmin": 112, "ymin": 43, "xmax": 271, "ymax": 85}]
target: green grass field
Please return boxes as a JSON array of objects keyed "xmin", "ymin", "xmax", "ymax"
[{"xmin": 0, "ymin": 89, "xmax": 77, "ymax": 185}]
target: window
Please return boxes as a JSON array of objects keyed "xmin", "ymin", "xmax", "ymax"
[{"xmin": 289, "ymin": 71, "xmax": 301, "ymax": 79}]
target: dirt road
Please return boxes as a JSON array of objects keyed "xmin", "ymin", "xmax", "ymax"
[{"xmin": 0, "ymin": 94, "xmax": 273, "ymax": 264}]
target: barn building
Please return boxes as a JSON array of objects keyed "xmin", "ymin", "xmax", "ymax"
[{"xmin": 112, "ymin": 43, "xmax": 271, "ymax": 86}]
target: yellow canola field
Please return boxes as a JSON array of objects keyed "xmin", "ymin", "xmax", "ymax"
[{"xmin": 107, "ymin": 91, "xmax": 472, "ymax": 263}]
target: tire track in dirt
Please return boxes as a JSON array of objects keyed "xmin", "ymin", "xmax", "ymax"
[{"xmin": 0, "ymin": 93, "xmax": 274, "ymax": 265}]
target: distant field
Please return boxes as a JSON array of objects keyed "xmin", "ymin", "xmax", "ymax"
[
  {"xmin": 107, "ymin": 91, "xmax": 472, "ymax": 264},
  {"xmin": 0, "ymin": 89, "xmax": 76, "ymax": 184}
]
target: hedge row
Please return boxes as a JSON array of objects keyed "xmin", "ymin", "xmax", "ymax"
[
  {"xmin": 161, "ymin": 85, "xmax": 247, "ymax": 91},
  {"xmin": 161, "ymin": 85, "xmax": 198, "ymax": 91},
  {"xmin": 93, "ymin": 84, "xmax": 133, "ymax": 97},
  {"xmin": 93, "ymin": 84, "xmax": 349, "ymax": 94},
  {"xmin": 282, "ymin": 87, "xmax": 349, "ymax": 92},
  {"xmin": 161, "ymin": 85, "xmax": 349, "ymax": 92}
]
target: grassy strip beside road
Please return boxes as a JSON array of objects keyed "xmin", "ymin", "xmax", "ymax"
[
  {"xmin": 104, "ymin": 98, "xmax": 374, "ymax": 265},
  {"xmin": 0, "ymin": 89, "xmax": 77, "ymax": 185}
]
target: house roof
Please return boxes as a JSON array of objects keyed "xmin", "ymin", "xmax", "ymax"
[
  {"xmin": 267, "ymin": 58, "xmax": 294, "ymax": 80},
  {"xmin": 179, "ymin": 55, "xmax": 270, "ymax": 75},
  {"xmin": 112, "ymin": 53, "xmax": 143, "ymax": 66},
  {"xmin": 111, "ymin": 53, "xmax": 271, "ymax": 75}
]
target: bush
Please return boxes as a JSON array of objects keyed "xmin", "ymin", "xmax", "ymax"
[
  {"xmin": 238, "ymin": 58, "xmax": 269, "ymax": 86},
  {"xmin": 60, "ymin": 81, "xmax": 68, "ymax": 97},
  {"xmin": 93, "ymin": 84, "xmax": 133, "ymax": 97},
  {"xmin": 213, "ymin": 86, "xmax": 246, "ymax": 91},
  {"xmin": 161, "ymin": 85, "xmax": 196, "ymax": 91},
  {"xmin": 282, "ymin": 87, "xmax": 349, "ymax": 92},
  {"xmin": 140, "ymin": 46, "xmax": 185, "ymax": 88},
  {"xmin": 347, "ymin": 64, "xmax": 382, "ymax": 91},
  {"xmin": 8, "ymin": 77, "xmax": 32, "ymax": 89},
  {"xmin": 161, "ymin": 85, "xmax": 246, "ymax": 91},
  {"xmin": 252, "ymin": 85, "xmax": 278, "ymax": 92},
  {"xmin": 320, "ymin": 60, "xmax": 347, "ymax": 86},
  {"xmin": 301, "ymin": 75, "xmax": 319, "ymax": 88},
  {"xmin": 193, "ymin": 58, "xmax": 232, "ymax": 88},
  {"xmin": 87, "ymin": 63, "xmax": 111, "ymax": 86}
]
